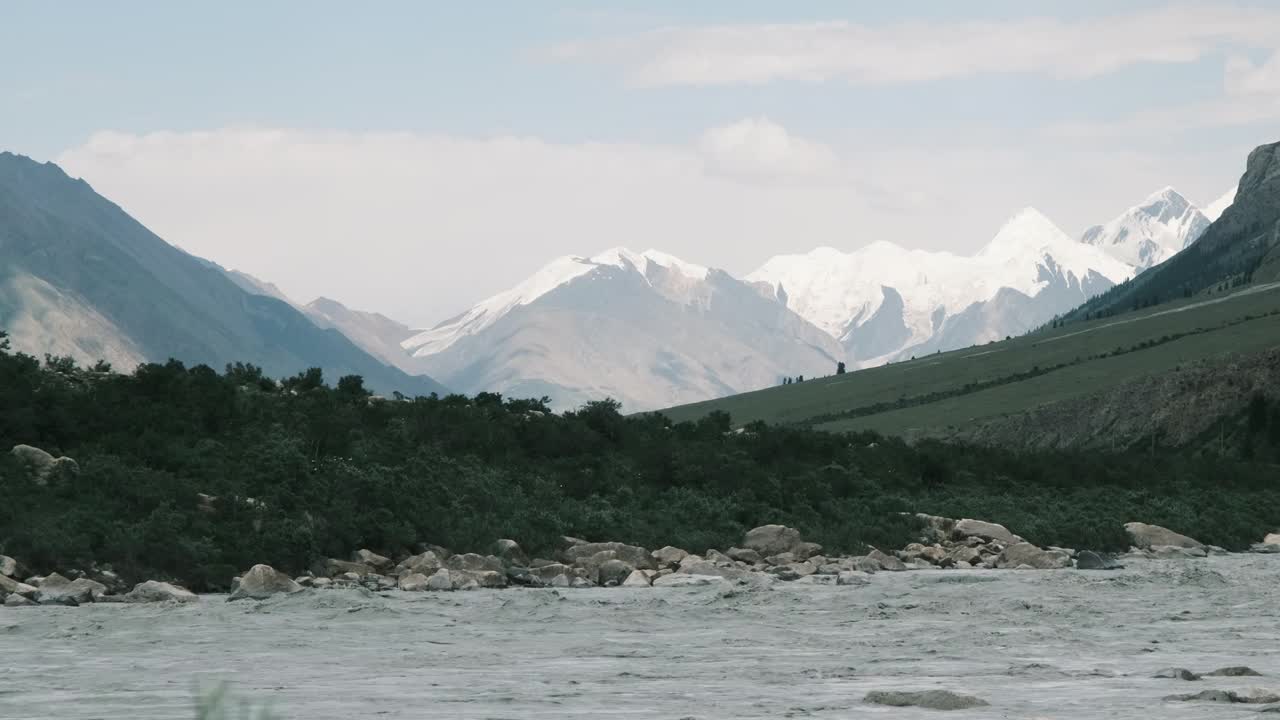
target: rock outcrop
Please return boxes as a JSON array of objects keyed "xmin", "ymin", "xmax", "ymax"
[
  {"xmin": 227, "ymin": 564, "xmax": 303, "ymax": 601},
  {"xmin": 122, "ymin": 580, "xmax": 198, "ymax": 603},
  {"xmin": 742, "ymin": 525, "xmax": 802, "ymax": 556},
  {"xmin": 1124, "ymin": 522, "xmax": 1204, "ymax": 550}
]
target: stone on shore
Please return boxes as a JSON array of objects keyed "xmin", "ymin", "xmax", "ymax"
[
  {"xmin": 652, "ymin": 574, "xmax": 726, "ymax": 588},
  {"xmin": 445, "ymin": 553, "xmax": 505, "ymax": 574},
  {"xmin": 837, "ymin": 571, "xmax": 871, "ymax": 586},
  {"xmin": 352, "ymin": 549, "xmax": 392, "ymax": 572},
  {"xmin": 1165, "ymin": 689, "xmax": 1280, "ymax": 704},
  {"xmin": 11, "ymin": 444, "xmax": 79, "ymax": 485},
  {"xmin": 1148, "ymin": 545, "xmax": 1207, "ymax": 559},
  {"xmin": 123, "ymin": 580, "xmax": 198, "ymax": 603},
  {"xmin": 315, "ymin": 558, "xmax": 374, "ymax": 578},
  {"xmin": 743, "ymin": 525, "xmax": 802, "ymax": 556},
  {"xmin": 426, "ymin": 569, "xmax": 453, "ymax": 591},
  {"xmin": 1265, "ymin": 532, "xmax": 1280, "ymax": 545},
  {"xmin": 1124, "ymin": 522, "xmax": 1204, "ymax": 550},
  {"xmin": 0, "ymin": 555, "xmax": 19, "ymax": 578},
  {"xmin": 493, "ymin": 539, "xmax": 529, "ymax": 567},
  {"xmin": 1204, "ymin": 666, "xmax": 1263, "ymax": 677},
  {"xmin": 954, "ymin": 518, "xmax": 1024, "ymax": 545},
  {"xmin": 997, "ymin": 543, "xmax": 1071, "ymax": 570},
  {"xmin": 398, "ymin": 573, "xmax": 431, "ymax": 591},
  {"xmin": 651, "ymin": 546, "xmax": 689, "ymax": 568},
  {"xmin": 4, "ymin": 593, "xmax": 36, "ymax": 607},
  {"xmin": 622, "ymin": 570, "xmax": 651, "ymax": 587},
  {"xmin": 562, "ymin": 542, "xmax": 654, "ymax": 570},
  {"xmin": 864, "ymin": 690, "xmax": 989, "ymax": 710},
  {"xmin": 395, "ymin": 551, "xmax": 442, "ymax": 578},
  {"xmin": 866, "ymin": 549, "xmax": 907, "ymax": 571},
  {"xmin": 725, "ymin": 547, "xmax": 762, "ymax": 564},
  {"xmin": 35, "ymin": 573, "xmax": 98, "ymax": 605},
  {"xmin": 227, "ymin": 564, "xmax": 303, "ymax": 601},
  {"xmin": 597, "ymin": 559, "xmax": 635, "ymax": 587},
  {"xmin": 678, "ymin": 559, "xmax": 748, "ymax": 580},
  {"xmin": 449, "ymin": 569, "xmax": 506, "ymax": 590},
  {"xmin": 1154, "ymin": 668, "xmax": 1200, "ymax": 681}
]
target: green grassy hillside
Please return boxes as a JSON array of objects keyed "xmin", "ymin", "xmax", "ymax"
[{"xmin": 658, "ymin": 282, "xmax": 1280, "ymax": 438}]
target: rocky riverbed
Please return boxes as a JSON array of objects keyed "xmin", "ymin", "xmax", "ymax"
[{"xmin": 1, "ymin": 553, "xmax": 1278, "ymax": 718}]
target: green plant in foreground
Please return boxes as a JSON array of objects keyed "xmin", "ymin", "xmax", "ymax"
[{"xmin": 195, "ymin": 683, "xmax": 278, "ymax": 720}]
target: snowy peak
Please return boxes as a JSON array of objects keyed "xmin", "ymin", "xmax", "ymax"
[
  {"xmin": 1204, "ymin": 187, "xmax": 1237, "ymax": 222},
  {"xmin": 1080, "ymin": 186, "xmax": 1210, "ymax": 271},
  {"xmin": 404, "ymin": 247, "xmax": 709, "ymax": 357},
  {"xmin": 979, "ymin": 207, "xmax": 1074, "ymax": 260}
]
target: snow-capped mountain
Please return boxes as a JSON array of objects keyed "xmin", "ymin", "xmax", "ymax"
[
  {"xmin": 1080, "ymin": 187, "xmax": 1210, "ymax": 271},
  {"xmin": 749, "ymin": 208, "xmax": 1133, "ymax": 365},
  {"xmin": 1203, "ymin": 187, "xmax": 1237, "ymax": 222},
  {"xmin": 402, "ymin": 248, "xmax": 843, "ymax": 411}
]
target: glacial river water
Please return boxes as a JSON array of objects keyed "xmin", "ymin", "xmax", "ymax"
[{"xmin": 1, "ymin": 554, "xmax": 1277, "ymax": 719}]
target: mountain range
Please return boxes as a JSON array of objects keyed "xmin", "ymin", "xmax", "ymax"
[
  {"xmin": 0, "ymin": 146, "xmax": 1242, "ymax": 412},
  {"xmin": 0, "ymin": 152, "xmax": 448, "ymax": 397}
]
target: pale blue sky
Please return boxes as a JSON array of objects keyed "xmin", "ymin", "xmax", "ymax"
[{"xmin": 3, "ymin": 1, "xmax": 1278, "ymax": 324}]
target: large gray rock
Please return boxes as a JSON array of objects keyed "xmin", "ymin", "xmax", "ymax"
[
  {"xmin": 742, "ymin": 525, "xmax": 802, "ymax": 556},
  {"xmin": 651, "ymin": 546, "xmax": 689, "ymax": 567},
  {"xmin": 123, "ymin": 580, "xmax": 198, "ymax": 603},
  {"xmin": 1204, "ymin": 666, "xmax": 1263, "ymax": 677},
  {"xmin": 1164, "ymin": 689, "xmax": 1280, "ymax": 704},
  {"xmin": 867, "ymin": 549, "xmax": 907, "ymax": 572},
  {"xmin": 11, "ymin": 444, "xmax": 79, "ymax": 486},
  {"xmin": 652, "ymin": 574, "xmax": 727, "ymax": 588},
  {"xmin": 529, "ymin": 563, "xmax": 574, "ymax": 586},
  {"xmin": 1075, "ymin": 550, "xmax": 1123, "ymax": 570},
  {"xmin": 315, "ymin": 558, "xmax": 374, "ymax": 578},
  {"xmin": 621, "ymin": 570, "xmax": 651, "ymax": 587},
  {"xmin": 445, "ymin": 553, "xmax": 505, "ymax": 574},
  {"xmin": 449, "ymin": 569, "xmax": 506, "ymax": 590},
  {"xmin": 864, "ymin": 690, "xmax": 989, "ymax": 710},
  {"xmin": 678, "ymin": 560, "xmax": 748, "ymax": 580},
  {"xmin": 0, "ymin": 555, "xmax": 20, "ymax": 578},
  {"xmin": 837, "ymin": 571, "xmax": 871, "ymax": 586},
  {"xmin": 1154, "ymin": 667, "xmax": 1200, "ymax": 681},
  {"xmin": 352, "ymin": 549, "xmax": 393, "ymax": 572},
  {"xmin": 36, "ymin": 573, "xmax": 98, "ymax": 605},
  {"xmin": 493, "ymin": 539, "xmax": 529, "ymax": 567},
  {"xmin": 4, "ymin": 593, "xmax": 36, "ymax": 607},
  {"xmin": 997, "ymin": 543, "xmax": 1071, "ymax": 569},
  {"xmin": 398, "ymin": 573, "xmax": 431, "ymax": 591},
  {"xmin": 426, "ymin": 569, "xmax": 453, "ymax": 591},
  {"xmin": 395, "ymin": 551, "xmax": 442, "ymax": 577},
  {"xmin": 227, "ymin": 564, "xmax": 303, "ymax": 601},
  {"xmin": 597, "ymin": 559, "xmax": 635, "ymax": 587},
  {"xmin": 1124, "ymin": 522, "xmax": 1204, "ymax": 550},
  {"xmin": 1148, "ymin": 545, "xmax": 1207, "ymax": 559},
  {"xmin": 562, "ymin": 542, "xmax": 654, "ymax": 570},
  {"xmin": 0, "ymin": 574, "xmax": 38, "ymax": 599},
  {"xmin": 1265, "ymin": 532, "xmax": 1280, "ymax": 545},
  {"xmin": 954, "ymin": 518, "xmax": 1023, "ymax": 545},
  {"xmin": 725, "ymin": 547, "xmax": 762, "ymax": 564}
]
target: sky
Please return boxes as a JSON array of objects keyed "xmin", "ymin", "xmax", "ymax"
[{"xmin": 3, "ymin": 1, "xmax": 1279, "ymax": 327}]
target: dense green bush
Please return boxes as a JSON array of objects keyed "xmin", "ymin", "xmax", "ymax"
[{"xmin": 1, "ymin": 331, "xmax": 1278, "ymax": 590}]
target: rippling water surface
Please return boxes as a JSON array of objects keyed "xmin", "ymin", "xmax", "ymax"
[{"xmin": 2, "ymin": 555, "xmax": 1278, "ymax": 719}]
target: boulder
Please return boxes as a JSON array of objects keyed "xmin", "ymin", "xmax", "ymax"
[
  {"xmin": 704, "ymin": 549, "xmax": 735, "ymax": 566},
  {"xmin": 10, "ymin": 444, "xmax": 57, "ymax": 485},
  {"xmin": 562, "ymin": 542, "xmax": 654, "ymax": 570},
  {"xmin": 792, "ymin": 542, "xmax": 824, "ymax": 561},
  {"xmin": 914, "ymin": 513, "xmax": 958, "ymax": 542},
  {"xmin": 4, "ymin": 593, "xmax": 36, "ymax": 607},
  {"xmin": 867, "ymin": 549, "xmax": 907, "ymax": 572},
  {"xmin": 953, "ymin": 518, "xmax": 1024, "ymax": 545},
  {"xmin": 597, "ymin": 559, "xmax": 635, "ymax": 587},
  {"xmin": 493, "ymin": 539, "xmax": 529, "ymax": 567},
  {"xmin": 445, "ymin": 553, "xmax": 505, "ymax": 574},
  {"xmin": 651, "ymin": 546, "xmax": 689, "ymax": 567},
  {"xmin": 816, "ymin": 563, "xmax": 844, "ymax": 575},
  {"xmin": 742, "ymin": 525, "xmax": 802, "ymax": 556},
  {"xmin": 450, "ymin": 569, "xmax": 506, "ymax": 590},
  {"xmin": 794, "ymin": 574, "xmax": 836, "ymax": 586},
  {"xmin": 227, "ymin": 564, "xmax": 303, "ymax": 601},
  {"xmin": 311, "ymin": 577, "xmax": 332, "ymax": 589},
  {"xmin": 68, "ymin": 577, "xmax": 108, "ymax": 601},
  {"xmin": 315, "ymin": 558, "xmax": 373, "ymax": 578},
  {"xmin": 0, "ymin": 555, "xmax": 20, "ymax": 578},
  {"xmin": 1149, "ymin": 545, "xmax": 1207, "ymax": 559},
  {"xmin": 946, "ymin": 546, "xmax": 982, "ymax": 566},
  {"xmin": 1204, "ymin": 666, "xmax": 1263, "ymax": 677},
  {"xmin": 787, "ymin": 561, "xmax": 817, "ymax": 577},
  {"xmin": 837, "ymin": 571, "xmax": 871, "ymax": 586},
  {"xmin": 1075, "ymin": 550, "xmax": 1123, "ymax": 570},
  {"xmin": 997, "ymin": 543, "xmax": 1071, "ymax": 570},
  {"xmin": 529, "ymin": 563, "xmax": 574, "ymax": 586},
  {"xmin": 1251, "ymin": 543, "xmax": 1280, "ymax": 554},
  {"xmin": 1124, "ymin": 522, "xmax": 1204, "ymax": 550},
  {"xmin": 1164, "ymin": 689, "xmax": 1280, "ymax": 704},
  {"xmin": 0, "ymin": 574, "xmax": 38, "ymax": 599},
  {"xmin": 36, "ymin": 573, "xmax": 98, "ymax": 605},
  {"xmin": 1154, "ymin": 667, "xmax": 1200, "ymax": 681},
  {"xmin": 725, "ymin": 547, "xmax": 762, "ymax": 564},
  {"xmin": 122, "ymin": 581, "xmax": 198, "ymax": 603},
  {"xmin": 764, "ymin": 552, "xmax": 796, "ymax": 566},
  {"xmin": 398, "ymin": 573, "xmax": 431, "ymax": 591},
  {"xmin": 917, "ymin": 545, "xmax": 947, "ymax": 565},
  {"xmin": 864, "ymin": 690, "xmax": 989, "ymax": 710},
  {"xmin": 1266, "ymin": 532, "xmax": 1280, "ymax": 545},
  {"xmin": 570, "ymin": 577, "xmax": 594, "ymax": 589},
  {"xmin": 426, "ymin": 569, "xmax": 453, "ymax": 591},
  {"xmin": 395, "ymin": 551, "xmax": 442, "ymax": 577},
  {"xmin": 352, "ymin": 549, "xmax": 393, "ymax": 572},
  {"xmin": 621, "ymin": 570, "xmax": 651, "ymax": 587},
  {"xmin": 849, "ymin": 557, "xmax": 881, "ymax": 573}
]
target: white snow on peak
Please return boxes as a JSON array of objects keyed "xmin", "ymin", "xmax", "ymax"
[
  {"xmin": 1080, "ymin": 186, "xmax": 1210, "ymax": 271},
  {"xmin": 749, "ymin": 207, "xmax": 1133, "ymax": 344},
  {"xmin": 1203, "ymin": 186, "xmax": 1237, "ymax": 222},
  {"xmin": 404, "ymin": 247, "xmax": 707, "ymax": 357}
]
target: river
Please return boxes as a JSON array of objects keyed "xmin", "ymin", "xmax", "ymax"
[{"xmin": 2, "ymin": 554, "xmax": 1277, "ymax": 719}]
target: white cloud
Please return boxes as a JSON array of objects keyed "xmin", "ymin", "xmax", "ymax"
[
  {"xmin": 698, "ymin": 117, "xmax": 838, "ymax": 181},
  {"xmin": 55, "ymin": 125, "xmax": 1244, "ymax": 329},
  {"xmin": 1226, "ymin": 50, "xmax": 1280, "ymax": 96},
  {"xmin": 548, "ymin": 5, "xmax": 1280, "ymax": 87}
]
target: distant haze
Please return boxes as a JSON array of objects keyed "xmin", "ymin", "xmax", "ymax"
[{"xmin": 3, "ymin": 3, "xmax": 1274, "ymax": 326}]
